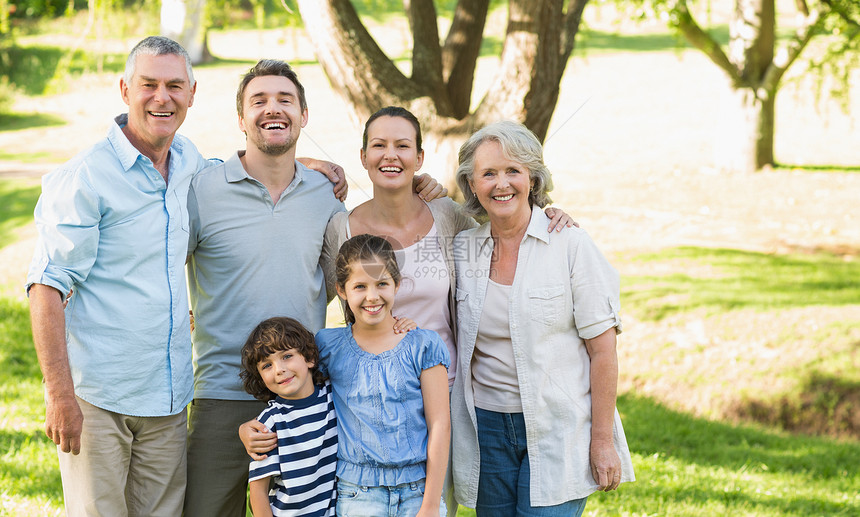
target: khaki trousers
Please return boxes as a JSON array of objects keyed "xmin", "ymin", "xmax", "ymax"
[{"xmin": 57, "ymin": 396, "xmax": 187, "ymax": 517}]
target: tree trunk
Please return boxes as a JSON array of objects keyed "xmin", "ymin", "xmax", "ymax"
[
  {"xmin": 716, "ymin": 86, "xmax": 775, "ymax": 172},
  {"xmin": 296, "ymin": 0, "xmax": 588, "ymax": 188},
  {"xmin": 160, "ymin": 0, "xmax": 212, "ymax": 65}
]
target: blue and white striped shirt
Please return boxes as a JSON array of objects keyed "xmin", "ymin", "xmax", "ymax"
[{"xmin": 249, "ymin": 381, "xmax": 337, "ymax": 516}]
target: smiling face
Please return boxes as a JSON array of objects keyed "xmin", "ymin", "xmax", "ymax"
[
  {"xmin": 469, "ymin": 140, "xmax": 534, "ymax": 223},
  {"xmin": 239, "ymin": 75, "xmax": 307, "ymax": 156},
  {"xmin": 257, "ymin": 348, "xmax": 316, "ymax": 400},
  {"xmin": 120, "ymin": 53, "xmax": 195, "ymax": 151},
  {"xmin": 337, "ymin": 258, "xmax": 400, "ymax": 330},
  {"xmin": 361, "ymin": 115, "xmax": 424, "ymax": 190}
]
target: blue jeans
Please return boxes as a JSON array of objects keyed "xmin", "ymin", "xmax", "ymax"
[
  {"xmin": 336, "ymin": 478, "xmax": 447, "ymax": 517},
  {"xmin": 475, "ymin": 408, "xmax": 588, "ymax": 517}
]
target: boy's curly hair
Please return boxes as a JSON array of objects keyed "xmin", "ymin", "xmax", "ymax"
[{"xmin": 239, "ymin": 317, "xmax": 325, "ymax": 401}]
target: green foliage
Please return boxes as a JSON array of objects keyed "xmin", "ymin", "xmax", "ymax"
[
  {"xmin": 207, "ymin": 0, "xmax": 302, "ymax": 30},
  {"xmin": 0, "ymin": 44, "xmax": 125, "ymax": 95},
  {"xmin": 614, "ymin": 0, "xmax": 860, "ymax": 99},
  {"xmin": 0, "ymin": 74, "xmax": 14, "ymax": 113},
  {"xmin": 804, "ymin": 0, "xmax": 860, "ymax": 110},
  {"xmin": 7, "ymin": 0, "xmax": 85, "ymax": 19},
  {"xmin": 622, "ymin": 247, "xmax": 860, "ymax": 320}
]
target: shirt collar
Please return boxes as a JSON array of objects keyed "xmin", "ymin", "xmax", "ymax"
[
  {"xmin": 475, "ymin": 205, "xmax": 549, "ymax": 245},
  {"xmin": 108, "ymin": 113, "xmax": 187, "ymax": 173},
  {"xmin": 107, "ymin": 114, "xmax": 140, "ymax": 172},
  {"xmin": 224, "ymin": 151, "xmax": 306, "ymax": 190},
  {"xmin": 225, "ymin": 151, "xmax": 250, "ymax": 182},
  {"xmin": 525, "ymin": 205, "xmax": 551, "ymax": 244}
]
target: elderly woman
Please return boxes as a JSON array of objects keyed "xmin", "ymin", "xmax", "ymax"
[{"xmin": 451, "ymin": 121, "xmax": 634, "ymax": 516}]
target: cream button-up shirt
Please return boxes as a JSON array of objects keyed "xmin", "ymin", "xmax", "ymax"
[{"xmin": 451, "ymin": 206, "xmax": 635, "ymax": 507}]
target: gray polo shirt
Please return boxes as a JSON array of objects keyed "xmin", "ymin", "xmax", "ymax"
[{"xmin": 187, "ymin": 151, "xmax": 345, "ymax": 400}]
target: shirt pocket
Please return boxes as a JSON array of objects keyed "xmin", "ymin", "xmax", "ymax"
[
  {"xmin": 173, "ymin": 190, "xmax": 189, "ymax": 233},
  {"xmin": 527, "ymin": 285, "xmax": 565, "ymax": 327}
]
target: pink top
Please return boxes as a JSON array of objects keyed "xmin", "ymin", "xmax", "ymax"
[{"xmin": 392, "ymin": 224, "xmax": 456, "ymax": 386}]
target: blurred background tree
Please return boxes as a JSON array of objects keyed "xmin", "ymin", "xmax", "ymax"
[
  {"xmin": 626, "ymin": 0, "xmax": 860, "ymax": 171},
  {"xmin": 295, "ymin": 0, "xmax": 590, "ymax": 188},
  {"xmin": 1, "ymin": 0, "xmax": 857, "ymax": 176}
]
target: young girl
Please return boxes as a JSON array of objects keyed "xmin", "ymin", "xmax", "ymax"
[
  {"xmin": 239, "ymin": 317, "xmax": 338, "ymax": 517},
  {"xmin": 319, "ymin": 233, "xmax": 451, "ymax": 517}
]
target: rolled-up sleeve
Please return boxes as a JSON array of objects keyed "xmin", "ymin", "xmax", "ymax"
[
  {"xmin": 569, "ymin": 233, "xmax": 623, "ymax": 340},
  {"xmin": 27, "ymin": 166, "xmax": 101, "ymax": 298}
]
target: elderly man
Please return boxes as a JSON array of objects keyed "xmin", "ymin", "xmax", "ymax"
[{"xmin": 26, "ymin": 36, "xmax": 204, "ymax": 516}]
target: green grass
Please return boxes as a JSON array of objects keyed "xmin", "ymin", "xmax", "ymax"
[
  {"xmin": 776, "ymin": 163, "xmax": 860, "ymax": 173},
  {"xmin": 0, "ymin": 296, "xmax": 63, "ymax": 517},
  {"xmin": 621, "ymin": 247, "xmax": 860, "ymax": 321},
  {"xmin": 456, "ymin": 394, "xmax": 860, "ymax": 516},
  {"xmin": 0, "ymin": 112, "xmax": 66, "ymax": 133},
  {"xmin": 0, "ymin": 178, "xmax": 41, "ymax": 249}
]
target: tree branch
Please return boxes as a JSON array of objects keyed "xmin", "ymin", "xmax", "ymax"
[
  {"xmin": 441, "ymin": 0, "xmax": 490, "ymax": 119},
  {"xmin": 560, "ymin": 0, "xmax": 589, "ymax": 63},
  {"xmin": 476, "ymin": 0, "xmax": 570, "ymax": 139},
  {"xmin": 671, "ymin": 0, "xmax": 739, "ymax": 82},
  {"xmin": 763, "ymin": 6, "xmax": 822, "ymax": 91},
  {"xmin": 405, "ymin": 0, "xmax": 446, "ymax": 101},
  {"xmin": 296, "ymin": 0, "xmax": 423, "ymax": 120}
]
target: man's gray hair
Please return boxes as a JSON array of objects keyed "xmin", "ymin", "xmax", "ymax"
[
  {"xmin": 455, "ymin": 120, "xmax": 554, "ymax": 217},
  {"xmin": 124, "ymin": 36, "xmax": 195, "ymax": 86}
]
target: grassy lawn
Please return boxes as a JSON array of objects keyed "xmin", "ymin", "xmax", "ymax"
[
  {"xmin": 621, "ymin": 247, "xmax": 860, "ymax": 321},
  {"xmin": 1, "ymin": 178, "xmax": 858, "ymax": 516}
]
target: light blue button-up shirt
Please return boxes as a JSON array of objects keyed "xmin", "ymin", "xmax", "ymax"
[{"xmin": 26, "ymin": 114, "xmax": 208, "ymax": 417}]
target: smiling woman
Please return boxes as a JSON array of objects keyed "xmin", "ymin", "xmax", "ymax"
[
  {"xmin": 451, "ymin": 121, "xmax": 635, "ymax": 515},
  {"xmin": 319, "ymin": 107, "xmax": 575, "ymax": 517}
]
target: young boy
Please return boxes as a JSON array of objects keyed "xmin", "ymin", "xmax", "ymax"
[{"xmin": 239, "ymin": 317, "xmax": 337, "ymax": 517}]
